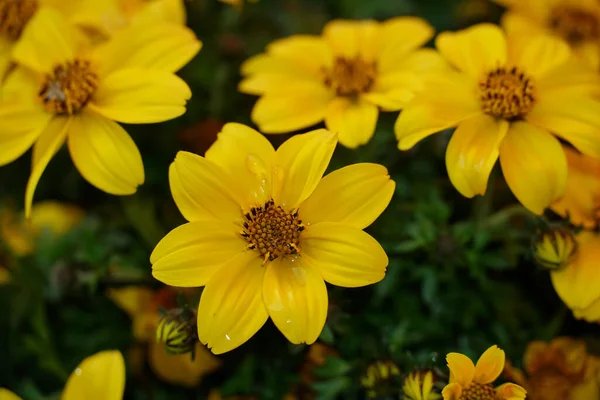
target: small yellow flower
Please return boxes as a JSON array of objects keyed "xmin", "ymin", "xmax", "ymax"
[
  {"xmin": 492, "ymin": 0, "xmax": 600, "ymax": 69},
  {"xmin": 403, "ymin": 370, "xmax": 442, "ymax": 400},
  {"xmin": 442, "ymin": 345, "xmax": 526, "ymax": 400},
  {"xmin": 360, "ymin": 360, "xmax": 401, "ymax": 399},
  {"xmin": 551, "ymin": 146, "xmax": 600, "ymax": 229},
  {"xmin": 240, "ymin": 18, "xmax": 444, "ymax": 148},
  {"xmin": 151, "ymin": 123, "xmax": 394, "ymax": 353},
  {"xmin": 551, "ymin": 231, "xmax": 600, "ymax": 322},
  {"xmin": 0, "ymin": 7, "xmax": 200, "ymax": 217},
  {"xmin": 532, "ymin": 227, "xmax": 578, "ymax": 271},
  {"xmin": 395, "ymin": 23, "xmax": 600, "ymax": 215},
  {"xmin": 504, "ymin": 337, "xmax": 600, "ymax": 400},
  {"xmin": 0, "ymin": 350, "xmax": 126, "ymax": 400}
]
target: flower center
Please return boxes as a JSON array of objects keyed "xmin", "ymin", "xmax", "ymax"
[
  {"xmin": 479, "ymin": 66, "xmax": 536, "ymax": 120},
  {"xmin": 324, "ymin": 57, "xmax": 377, "ymax": 97},
  {"xmin": 550, "ymin": 6, "xmax": 599, "ymax": 45},
  {"xmin": 39, "ymin": 59, "xmax": 99, "ymax": 115},
  {"xmin": 459, "ymin": 382, "xmax": 495, "ymax": 400},
  {"xmin": 0, "ymin": 0, "xmax": 37, "ymax": 41},
  {"xmin": 241, "ymin": 199, "xmax": 304, "ymax": 262}
]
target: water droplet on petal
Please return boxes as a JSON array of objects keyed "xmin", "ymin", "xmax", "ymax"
[
  {"xmin": 225, "ymin": 334, "xmax": 231, "ymax": 341},
  {"xmin": 75, "ymin": 368, "xmax": 82, "ymax": 376}
]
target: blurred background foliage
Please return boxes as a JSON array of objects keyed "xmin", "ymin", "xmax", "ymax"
[{"xmin": 0, "ymin": 0, "xmax": 596, "ymax": 399}]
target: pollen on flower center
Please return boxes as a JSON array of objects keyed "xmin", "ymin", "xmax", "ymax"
[
  {"xmin": 459, "ymin": 382, "xmax": 495, "ymax": 400},
  {"xmin": 324, "ymin": 57, "xmax": 377, "ymax": 97},
  {"xmin": 39, "ymin": 59, "xmax": 99, "ymax": 116},
  {"xmin": 550, "ymin": 6, "xmax": 599, "ymax": 45},
  {"xmin": 0, "ymin": 0, "xmax": 38, "ymax": 41},
  {"xmin": 241, "ymin": 199, "xmax": 304, "ymax": 262},
  {"xmin": 479, "ymin": 66, "xmax": 536, "ymax": 120}
]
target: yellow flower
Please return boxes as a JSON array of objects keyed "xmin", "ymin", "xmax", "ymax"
[
  {"xmin": 532, "ymin": 227, "xmax": 578, "ymax": 271},
  {"xmin": 504, "ymin": 337, "xmax": 600, "ymax": 400},
  {"xmin": 0, "ymin": 7, "xmax": 199, "ymax": 217},
  {"xmin": 360, "ymin": 360, "xmax": 402, "ymax": 399},
  {"xmin": 551, "ymin": 231, "xmax": 600, "ymax": 322},
  {"xmin": 240, "ymin": 18, "xmax": 444, "ymax": 148},
  {"xmin": 0, "ymin": 350, "xmax": 126, "ymax": 400},
  {"xmin": 395, "ymin": 23, "xmax": 600, "ymax": 215},
  {"xmin": 442, "ymin": 345, "xmax": 526, "ymax": 400},
  {"xmin": 1, "ymin": 201, "xmax": 84, "ymax": 256},
  {"xmin": 403, "ymin": 370, "xmax": 442, "ymax": 400},
  {"xmin": 551, "ymin": 146, "xmax": 600, "ymax": 229},
  {"xmin": 151, "ymin": 123, "xmax": 394, "ymax": 353},
  {"xmin": 492, "ymin": 0, "xmax": 600, "ymax": 69}
]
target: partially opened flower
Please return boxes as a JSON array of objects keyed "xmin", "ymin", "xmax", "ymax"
[
  {"xmin": 240, "ymin": 18, "xmax": 444, "ymax": 148},
  {"xmin": 0, "ymin": 350, "xmax": 126, "ymax": 400},
  {"xmin": 151, "ymin": 123, "xmax": 394, "ymax": 353},
  {"xmin": 0, "ymin": 7, "xmax": 199, "ymax": 217},
  {"xmin": 403, "ymin": 370, "xmax": 441, "ymax": 400},
  {"xmin": 442, "ymin": 345, "xmax": 526, "ymax": 400},
  {"xmin": 395, "ymin": 23, "xmax": 600, "ymax": 214},
  {"xmin": 492, "ymin": 0, "xmax": 600, "ymax": 69}
]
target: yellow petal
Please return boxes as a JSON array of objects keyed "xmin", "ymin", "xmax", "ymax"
[
  {"xmin": 300, "ymin": 163, "xmax": 394, "ymax": 229},
  {"xmin": 264, "ymin": 35, "xmax": 333, "ymax": 76},
  {"xmin": 435, "ymin": 23, "xmax": 506, "ymax": 78},
  {"xmin": 362, "ymin": 71, "xmax": 418, "ymax": 111},
  {"xmin": 325, "ymin": 97, "xmax": 378, "ymax": 149},
  {"xmin": 441, "ymin": 383, "xmax": 463, "ymax": 400},
  {"xmin": 446, "ymin": 115, "xmax": 508, "ymax": 198},
  {"xmin": 301, "ymin": 222, "xmax": 388, "ymax": 288},
  {"xmin": 148, "ymin": 342, "xmax": 221, "ymax": 388},
  {"xmin": 377, "ymin": 17, "xmax": 435, "ymax": 73},
  {"xmin": 251, "ymin": 86, "xmax": 333, "ymax": 134},
  {"xmin": 324, "ymin": 19, "xmax": 380, "ymax": 60},
  {"xmin": 106, "ymin": 286, "xmax": 153, "ymax": 317},
  {"xmin": 93, "ymin": 22, "xmax": 200, "ymax": 75},
  {"xmin": 197, "ymin": 251, "xmax": 268, "ymax": 354},
  {"xmin": 494, "ymin": 383, "xmax": 527, "ymax": 400},
  {"xmin": 89, "ymin": 68, "xmax": 191, "ymax": 124},
  {"xmin": 204, "ymin": 123, "xmax": 275, "ymax": 207},
  {"xmin": 62, "ymin": 351, "xmax": 125, "ymax": 400},
  {"xmin": 535, "ymin": 59, "xmax": 600, "ymax": 98},
  {"xmin": 446, "ymin": 352, "xmax": 475, "ymax": 387},
  {"xmin": 12, "ymin": 7, "xmax": 77, "ymax": 74},
  {"xmin": 239, "ymin": 72, "xmax": 321, "ymax": 96},
  {"xmin": 0, "ymin": 67, "xmax": 40, "ymax": 106},
  {"xmin": 25, "ymin": 117, "xmax": 70, "ymax": 218},
  {"xmin": 499, "ymin": 122, "xmax": 567, "ymax": 214},
  {"xmin": 0, "ymin": 389, "xmax": 22, "ymax": 400},
  {"xmin": 507, "ymin": 33, "xmax": 570, "ymax": 79},
  {"xmin": 395, "ymin": 72, "xmax": 481, "ymax": 150},
  {"xmin": 168, "ymin": 151, "xmax": 244, "ymax": 222},
  {"xmin": 473, "ymin": 345, "xmax": 505, "ymax": 384},
  {"xmin": 68, "ymin": 112, "xmax": 144, "ymax": 195},
  {"xmin": 263, "ymin": 256, "xmax": 328, "ymax": 345},
  {"xmin": 29, "ymin": 201, "xmax": 84, "ymax": 236},
  {"xmin": 272, "ymin": 129, "xmax": 337, "ymax": 210},
  {"xmin": 0, "ymin": 37, "xmax": 13, "ymax": 80},
  {"xmin": 0, "ymin": 105, "xmax": 51, "ymax": 166},
  {"xmin": 135, "ymin": 0, "xmax": 187, "ymax": 26},
  {"xmin": 151, "ymin": 221, "xmax": 245, "ymax": 287}
]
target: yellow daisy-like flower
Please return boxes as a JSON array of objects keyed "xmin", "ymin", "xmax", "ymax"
[
  {"xmin": 0, "ymin": 350, "xmax": 125, "ymax": 400},
  {"xmin": 551, "ymin": 146, "xmax": 600, "ymax": 229},
  {"xmin": 492, "ymin": 0, "xmax": 600, "ymax": 69},
  {"xmin": 395, "ymin": 23, "xmax": 600, "ymax": 215},
  {"xmin": 403, "ymin": 370, "xmax": 442, "ymax": 400},
  {"xmin": 151, "ymin": 123, "xmax": 395, "ymax": 354},
  {"xmin": 240, "ymin": 18, "xmax": 444, "ymax": 148},
  {"xmin": 0, "ymin": 7, "xmax": 199, "ymax": 217},
  {"xmin": 442, "ymin": 345, "xmax": 526, "ymax": 400}
]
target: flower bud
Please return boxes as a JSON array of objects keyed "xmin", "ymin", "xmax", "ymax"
[
  {"xmin": 360, "ymin": 360, "xmax": 401, "ymax": 399},
  {"xmin": 532, "ymin": 227, "xmax": 578, "ymax": 271},
  {"xmin": 156, "ymin": 309, "xmax": 197, "ymax": 355}
]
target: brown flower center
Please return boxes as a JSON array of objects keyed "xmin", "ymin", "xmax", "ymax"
[
  {"xmin": 0, "ymin": 0, "xmax": 37, "ymax": 41},
  {"xmin": 324, "ymin": 57, "xmax": 377, "ymax": 97},
  {"xmin": 241, "ymin": 199, "xmax": 304, "ymax": 262},
  {"xmin": 550, "ymin": 6, "xmax": 600, "ymax": 45},
  {"xmin": 459, "ymin": 382, "xmax": 495, "ymax": 400},
  {"xmin": 479, "ymin": 66, "xmax": 536, "ymax": 120},
  {"xmin": 39, "ymin": 59, "xmax": 99, "ymax": 115}
]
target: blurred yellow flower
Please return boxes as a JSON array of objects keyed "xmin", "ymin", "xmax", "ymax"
[
  {"xmin": 403, "ymin": 370, "xmax": 441, "ymax": 400},
  {"xmin": 240, "ymin": 18, "xmax": 444, "ymax": 148},
  {"xmin": 108, "ymin": 286, "xmax": 222, "ymax": 387},
  {"xmin": 1, "ymin": 201, "xmax": 84, "ymax": 256},
  {"xmin": 551, "ymin": 231, "xmax": 600, "ymax": 322},
  {"xmin": 0, "ymin": 350, "xmax": 125, "ymax": 400},
  {"xmin": 151, "ymin": 123, "xmax": 394, "ymax": 353},
  {"xmin": 442, "ymin": 345, "xmax": 526, "ymax": 400},
  {"xmin": 492, "ymin": 0, "xmax": 600, "ymax": 69},
  {"xmin": 504, "ymin": 337, "xmax": 600, "ymax": 400},
  {"xmin": 532, "ymin": 227, "xmax": 578, "ymax": 271},
  {"xmin": 0, "ymin": 7, "xmax": 199, "ymax": 217},
  {"xmin": 551, "ymin": 146, "xmax": 600, "ymax": 229},
  {"xmin": 360, "ymin": 360, "xmax": 401, "ymax": 399},
  {"xmin": 395, "ymin": 23, "xmax": 600, "ymax": 215}
]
